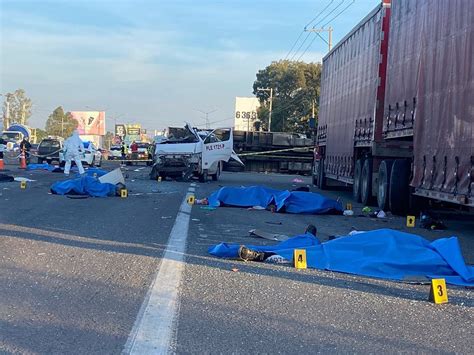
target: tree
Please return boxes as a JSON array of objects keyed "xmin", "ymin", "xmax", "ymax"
[
  {"xmin": 45, "ymin": 106, "xmax": 78, "ymax": 138},
  {"xmin": 104, "ymin": 131, "xmax": 115, "ymax": 150},
  {"xmin": 253, "ymin": 60, "xmax": 321, "ymax": 134},
  {"xmin": 2, "ymin": 89, "xmax": 33, "ymax": 128},
  {"xmin": 34, "ymin": 128, "xmax": 48, "ymax": 143}
]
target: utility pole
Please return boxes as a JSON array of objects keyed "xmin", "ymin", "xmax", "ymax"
[
  {"xmin": 4, "ymin": 100, "xmax": 10, "ymax": 129},
  {"xmin": 194, "ymin": 108, "xmax": 218, "ymax": 129},
  {"xmin": 257, "ymin": 87, "xmax": 273, "ymax": 132},
  {"xmin": 305, "ymin": 26, "xmax": 333, "ymax": 52}
]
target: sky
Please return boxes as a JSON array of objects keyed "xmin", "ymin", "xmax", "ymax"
[{"xmin": 0, "ymin": 0, "xmax": 380, "ymax": 132}]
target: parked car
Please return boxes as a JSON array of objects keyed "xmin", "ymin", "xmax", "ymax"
[
  {"xmin": 37, "ymin": 138, "xmax": 63, "ymax": 164},
  {"xmin": 108, "ymin": 145, "xmax": 123, "ymax": 160},
  {"xmin": 59, "ymin": 141, "xmax": 102, "ymax": 167}
]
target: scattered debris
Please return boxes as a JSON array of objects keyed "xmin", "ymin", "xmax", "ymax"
[
  {"xmin": 343, "ymin": 209, "xmax": 354, "ymax": 216},
  {"xmin": 265, "ymin": 221, "xmax": 282, "ymax": 225},
  {"xmin": 249, "ymin": 229, "xmax": 289, "ymax": 241},
  {"xmin": 195, "ymin": 198, "xmax": 209, "ymax": 205},
  {"xmin": 99, "ymin": 168, "xmax": 125, "ymax": 185},
  {"xmin": 161, "ymin": 216, "xmax": 172, "ymax": 219},
  {"xmin": 248, "ymin": 206, "xmax": 266, "ymax": 210},
  {"xmin": 200, "ymin": 206, "xmax": 216, "ymax": 211},
  {"xmin": 376, "ymin": 210, "xmax": 387, "ymax": 218},
  {"xmin": 420, "ymin": 212, "xmax": 447, "ymax": 230},
  {"xmin": 292, "ymin": 178, "xmax": 304, "ymax": 183},
  {"xmin": 231, "ymin": 268, "xmax": 239, "ymax": 272},
  {"xmin": 14, "ymin": 177, "xmax": 36, "ymax": 182},
  {"xmin": 362, "ymin": 206, "xmax": 372, "ymax": 213},
  {"xmin": 191, "ymin": 218, "xmax": 200, "ymax": 222}
]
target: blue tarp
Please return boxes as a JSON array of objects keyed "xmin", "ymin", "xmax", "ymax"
[
  {"xmin": 27, "ymin": 163, "xmax": 55, "ymax": 171},
  {"xmin": 208, "ymin": 229, "xmax": 474, "ymax": 286},
  {"xmin": 51, "ymin": 176, "xmax": 116, "ymax": 197},
  {"xmin": 208, "ymin": 186, "xmax": 343, "ymax": 214}
]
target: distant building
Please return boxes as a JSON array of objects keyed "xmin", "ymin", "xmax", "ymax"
[{"xmin": 234, "ymin": 97, "xmax": 260, "ymax": 131}]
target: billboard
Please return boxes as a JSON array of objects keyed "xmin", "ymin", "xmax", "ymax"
[
  {"xmin": 234, "ymin": 97, "xmax": 260, "ymax": 131},
  {"xmin": 115, "ymin": 123, "xmax": 142, "ymax": 145},
  {"xmin": 71, "ymin": 111, "xmax": 106, "ymax": 135}
]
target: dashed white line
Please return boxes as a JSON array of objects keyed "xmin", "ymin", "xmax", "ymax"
[{"xmin": 124, "ymin": 186, "xmax": 193, "ymax": 354}]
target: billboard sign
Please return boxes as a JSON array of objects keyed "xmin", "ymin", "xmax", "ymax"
[
  {"xmin": 71, "ymin": 111, "xmax": 105, "ymax": 135},
  {"xmin": 234, "ymin": 97, "xmax": 260, "ymax": 131},
  {"xmin": 115, "ymin": 124, "xmax": 126, "ymax": 137}
]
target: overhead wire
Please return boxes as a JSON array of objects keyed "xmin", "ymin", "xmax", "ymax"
[
  {"xmin": 286, "ymin": 0, "xmax": 335, "ymax": 60},
  {"xmin": 298, "ymin": 0, "xmax": 355, "ymax": 61}
]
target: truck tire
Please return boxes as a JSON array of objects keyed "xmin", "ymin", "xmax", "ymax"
[
  {"xmin": 353, "ymin": 159, "xmax": 362, "ymax": 202},
  {"xmin": 360, "ymin": 159, "xmax": 373, "ymax": 206},
  {"xmin": 150, "ymin": 165, "xmax": 159, "ymax": 180},
  {"xmin": 389, "ymin": 159, "xmax": 410, "ymax": 215},
  {"xmin": 212, "ymin": 164, "xmax": 220, "ymax": 181},
  {"xmin": 318, "ymin": 159, "xmax": 326, "ymax": 190},
  {"xmin": 377, "ymin": 160, "xmax": 393, "ymax": 211},
  {"xmin": 199, "ymin": 170, "xmax": 208, "ymax": 183}
]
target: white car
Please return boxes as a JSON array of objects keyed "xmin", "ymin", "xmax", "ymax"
[{"xmin": 60, "ymin": 141, "xmax": 102, "ymax": 167}]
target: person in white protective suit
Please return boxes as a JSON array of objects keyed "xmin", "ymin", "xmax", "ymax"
[{"xmin": 63, "ymin": 130, "xmax": 85, "ymax": 175}]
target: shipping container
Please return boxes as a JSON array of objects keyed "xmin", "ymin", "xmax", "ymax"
[{"xmin": 315, "ymin": 0, "xmax": 474, "ymax": 213}]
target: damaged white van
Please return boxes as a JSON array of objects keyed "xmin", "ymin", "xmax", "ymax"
[{"xmin": 150, "ymin": 123, "xmax": 243, "ymax": 182}]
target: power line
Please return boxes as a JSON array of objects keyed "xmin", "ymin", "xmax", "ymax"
[
  {"xmin": 290, "ymin": 0, "xmax": 345, "ymax": 61},
  {"xmin": 321, "ymin": 0, "xmax": 355, "ymax": 27},
  {"xmin": 285, "ymin": 0, "xmax": 335, "ymax": 60}
]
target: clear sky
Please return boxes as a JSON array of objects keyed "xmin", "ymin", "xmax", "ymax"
[{"xmin": 0, "ymin": 0, "xmax": 380, "ymax": 131}]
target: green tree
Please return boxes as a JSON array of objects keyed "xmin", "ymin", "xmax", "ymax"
[
  {"xmin": 33, "ymin": 128, "xmax": 48, "ymax": 143},
  {"xmin": 253, "ymin": 60, "xmax": 321, "ymax": 134},
  {"xmin": 2, "ymin": 89, "xmax": 33, "ymax": 128},
  {"xmin": 45, "ymin": 106, "xmax": 78, "ymax": 138}
]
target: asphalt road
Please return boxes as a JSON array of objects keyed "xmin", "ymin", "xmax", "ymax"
[{"xmin": 1, "ymin": 162, "xmax": 473, "ymax": 354}]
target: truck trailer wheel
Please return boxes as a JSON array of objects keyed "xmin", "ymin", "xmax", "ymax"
[
  {"xmin": 318, "ymin": 159, "xmax": 326, "ymax": 190},
  {"xmin": 389, "ymin": 159, "xmax": 410, "ymax": 215},
  {"xmin": 377, "ymin": 160, "xmax": 393, "ymax": 210},
  {"xmin": 353, "ymin": 159, "xmax": 362, "ymax": 202},
  {"xmin": 360, "ymin": 159, "xmax": 373, "ymax": 206}
]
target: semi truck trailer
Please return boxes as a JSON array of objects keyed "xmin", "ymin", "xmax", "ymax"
[{"xmin": 314, "ymin": 0, "xmax": 473, "ymax": 214}]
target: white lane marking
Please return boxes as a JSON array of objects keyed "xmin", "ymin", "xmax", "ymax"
[{"xmin": 124, "ymin": 187, "xmax": 193, "ymax": 355}]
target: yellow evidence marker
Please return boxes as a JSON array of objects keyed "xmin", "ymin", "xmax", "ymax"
[
  {"xmin": 429, "ymin": 278, "xmax": 448, "ymax": 304},
  {"xmin": 20, "ymin": 181, "xmax": 27, "ymax": 189},
  {"xmin": 294, "ymin": 249, "xmax": 307, "ymax": 269},
  {"xmin": 120, "ymin": 189, "xmax": 128, "ymax": 198},
  {"xmin": 406, "ymin": 215, "xmax": 416, "ymax": 227},
  {"xmin": 187, "ymin": 195, "xmax": 195, "ymax": 205},
  {"xmin": 346, "ymin": 203, "xmax": 352, "ymax": 210}
]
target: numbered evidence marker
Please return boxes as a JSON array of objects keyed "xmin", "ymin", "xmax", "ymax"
[
  {"xmin": 120, "ymin": 189, "xmax": 128, "ymax": 198},
  {"xmin": 406, "ymin": 215, "xmax": 416, "ymax": 227},
  {"xmin": 429, "ymin": 278, "xmax": 448, "ymax": 304},
  {"xmin": 346, "ymin": 203, "xmax": 352, "ymax": 211},
  {"xmin": 294, "ymin": 249, "xmax": 307, "ymax": 269},
  {"xmin": 20, "ymin": 181, "xmax": 27, "ymax": 189},
  {"xmin": 187, "ymin": 195, "xmax": 195, "ymax": 205}
]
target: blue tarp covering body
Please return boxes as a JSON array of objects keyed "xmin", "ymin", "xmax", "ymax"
[
  {"xmin": 27, "ymin": 163, "xmax": 55, "ymax": 171},
  {"xmin": 208, "ymin": 229, "xmax": 474, "ymax": 286},
  {"xmin": 208, "ymin": 186, "xmax": 343, "ymax": 214},
  {"xmin": 51, "ymin": 176, "xmax": 116, "ymax": 197}
]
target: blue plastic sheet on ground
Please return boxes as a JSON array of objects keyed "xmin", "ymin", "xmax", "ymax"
[
  {"xmin": 207, "ymin": 186, "xmax": 343, "ymax": 214},
  {"xmin": 51, "ymin": 176, "xmax": 116, "ymax": 197},
  {"xmin": 208, "ymin": 229, "xmax": 474, "ymax": 286},
  {"xmin": 27, "ymin": 163, "xmax": 55, "ymax": 171}
]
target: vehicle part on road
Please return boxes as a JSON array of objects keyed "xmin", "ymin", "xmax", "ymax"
[
  {"xmin": 377, "ymin": 160, "xmax": 393, "ymax": 210},
  {"xmin": 210, "ymin": 229, "xmax": 474, "ymax": 287},
  {"xmin": 98, "ymin": 168, "xmax": 125, "ymax": 185},
  {"xmin": 389, "ymin": 159, "xmax": 410, "ymax": 215},
  {"xmin": 248, "ymin": 229, "xmax": 289, "ymax": 242},
  {"xmin": 343, "ymin": 210, "xmax": 354, "ymax": 216}
]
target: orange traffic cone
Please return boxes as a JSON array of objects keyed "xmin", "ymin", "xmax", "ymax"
[
  {"xmin": 0, "ymin": 157, "xmax": 4, "ymax": 170},
  {"xmin": 19, "ymin": 150, "xmax": 27, "ymax": 169}
]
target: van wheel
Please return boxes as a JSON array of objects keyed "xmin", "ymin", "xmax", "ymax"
[
  {"xmin": 199, "ymin": 170, "xmax": 208, "ymax": 183},
  {"xmin": 353, "ymin": 159, "xmax": 362, "ymax": 202},
  {"xmin": 389, "ymin": 159, "xmax": 410, "ymax": 215},
  {"xmin": 377, "ymin": 160, "xmax": 393, "ymax": 210},
  {"xmin": 212, "ymin": 165, "xmax": 220, "ymax": 181},
  {"xmin": 360, "ymin": 159, "xmax": 373, "ymax": 206}
]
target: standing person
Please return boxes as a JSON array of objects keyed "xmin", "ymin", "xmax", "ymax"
[
  {"xmin": 63, "ymin": 130, "xmax": 85, "ymax": 176},
  {"xmin": 130, "ymin": 141, "xmax": 138, "ymax": 161},
  {"xmin": 121, "ymin": 141, "xmax": 127, "ymax": 160},
  {"xmin": 19, "ymin": 137, "xmax": 32, "ymax": 163}
]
